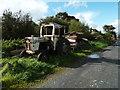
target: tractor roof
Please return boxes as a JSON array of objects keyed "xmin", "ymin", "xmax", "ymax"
[{"xmin": 42, "ymin": 22, "xmax": 65, "ymax": 28}]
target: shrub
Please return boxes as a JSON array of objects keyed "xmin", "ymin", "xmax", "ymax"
[
  {"xmin": 2, "ymin": 39, "xmax": 24, "ymax": 57},
  {"xmin": 89, "ymin": 39, "xmax": 111, "ymax": 51},
  {"xmin": 1, "ymin": 56, "xmax": 55, "ymax": 88}
]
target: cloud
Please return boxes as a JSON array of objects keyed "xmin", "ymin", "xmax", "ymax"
[
  {"xmin": 72, "ymin": 12, "xmax": 110, "ymax": 33},
  {"xmin": 73, "ymin": 12, "xmax": 97, "ymax": 28},
  {"xmin": 53, "ymin": 7, "xmax": 62, "ymax": 14},
  {"xmin": 64, "ymin": 0, "xmax": 87, "ymax": 8},
  {"xmin": 0, "ymin": 0, "xmax": 48, "ymax": 22}
]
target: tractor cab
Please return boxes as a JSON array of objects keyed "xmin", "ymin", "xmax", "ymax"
[{"xmin": 40, "ymin": 23, "xmax": 66, "ymax": 41}]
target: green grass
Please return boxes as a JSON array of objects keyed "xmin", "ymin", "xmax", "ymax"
[
  {"xmin": 89, "ymin": 39, "xmax": 112, "ymax": 51},
  {"xmin": 1, "ymin": 38, "xmax": 114, "ymax": 88}
]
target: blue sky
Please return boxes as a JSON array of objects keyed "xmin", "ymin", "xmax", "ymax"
[
  {"xmin": 46, "ymin": 2, "xmax": 118, "ymax": 33},
  {"xmin": 0, "ymin": 0, "xmax": 119, "ymax": 33}
]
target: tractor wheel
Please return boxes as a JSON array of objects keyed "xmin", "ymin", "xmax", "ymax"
[
  {"xmin": 56, "ymin": 38, "xmax": 71, "ymax": 56},
  {"xmin": 20, "ymin": 50, "xmax": 27, "ymax": 57},
  {"xmin": 38, "ymin": 52, "xmax": 49, "ymax": 62}
]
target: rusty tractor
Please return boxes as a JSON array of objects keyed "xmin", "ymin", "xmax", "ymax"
[{"xmin": 20, "ymin": 22, "xmax": 73, "ymax": 61}]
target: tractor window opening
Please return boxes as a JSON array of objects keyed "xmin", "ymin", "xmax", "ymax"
[
  {"xmin": 60, "ymin": 27, "xmax": 64, "ymax": 36},
  {"xmin": 42, "ymin": 26, "xmax": 53, "ymax": 35},
  {"xmin": 55, "ymin": 28, "xmax": 59, "ymax": 35},
  {"xmin": 42, "ymin": 27, "xmax": 46, "ymax": 35},
  {"xmin": 47, "ymin": 26, "xmax": 53, "ymax": 35}
]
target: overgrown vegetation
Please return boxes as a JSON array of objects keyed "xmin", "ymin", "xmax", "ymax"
[
  {"xmin": 90, "ymin": 39, "xmax": 113, "ymax": 51},
  {"xmin": 1, "ymin": 10, "xmax": 117, "ymax": 88},
  {"xmin": 1, "ymin": 38, "xmax": 114, "ymax": 88},
  {"xmin": 2, "ymin": 39, "xmax": 24, "ymax": 57},
  {"xmin": 1, "ymin": 56, "xmax": 55, "ymax": 88}
]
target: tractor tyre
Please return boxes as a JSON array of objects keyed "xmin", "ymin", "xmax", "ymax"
[
  {"xmin": 38, "ymin": 52, "xmax": 49, "ymax": 62},
  {"xmin": 20, "ymin": 50, "xmax": 27, "ymax": 57},
  {"xmin": 56, "ymin": 38, "xmax": 71, "ymax": 56}
]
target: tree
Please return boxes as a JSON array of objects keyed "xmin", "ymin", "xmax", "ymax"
[
  {"xmin": 2, "ymin": 10, "xmax": 37, "ymax": 39},
  {"xmin": 56, "ymin": 12, "xmax": 68, "ymax": 20},
  {"xmin": 69, "ymin": 19, "xmax": 89, "ymax": 33},
  {"xmin": 56, "ymin": 12, "xmax": 79, "ymax": 21},
  {"xmin": 103, "ymin": 25, "xmax": 117, "ymax": 40},
  {"xmin": 0, "ymin": 17, "xmax": 2, "ymax": 39},
  {"xmin": 69, "ymin": 19, "xmax": 81, "ymax": 32},
  {"xmin": 103, "ymin": 25, "xmax": 115, "ymax": 32}
]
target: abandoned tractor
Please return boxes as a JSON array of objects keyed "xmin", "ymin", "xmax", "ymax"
[{"xmin": 20, "ymin": 23, "xmax": 71, "ymax": 61}]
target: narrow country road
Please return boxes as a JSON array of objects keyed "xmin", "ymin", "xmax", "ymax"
[{"xmin": 32, "ymin": 40, "xmax": 120, "ymax": 88}]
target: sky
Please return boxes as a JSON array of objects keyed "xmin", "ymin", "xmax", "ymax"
[{"xmin": 0, "ymin": 0, "xmax": 119, "ymax": 34}]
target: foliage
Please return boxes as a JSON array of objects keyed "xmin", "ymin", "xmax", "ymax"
[
  {"xmin": 103, "ymin": 25, "xmax": 115, "ymax": 32},
  {"xmin": 68, "ymin": 19, "xmax": 88, "ymax": 32},
  {"xmin": 2, "ymin": 39, "xmax": 24, "ymax": 57},
  {"xmin": 74, "ymin": 38, "xmax": 113, "ymax": 53},
  {"xmin": 82, "ymin": 31, "xmax": 95, "ymax": 41},
  {"xmin": 90, "ymin": 39, "xmax": 112, "ymax": 51},
  {"xmin": 56, "ymin": 12, "xmax": 68, "ymax": 20},
  {"xmin": 2, "ymin": 10, "xmax": 39, "ymax": 40},
  {"xmin": 103, "ymin": 32, "xmax": 116, "ymax": 42},
  {"xmin": 40, "ymin": 16, "xmax": 68, "ymax": 25},
  {"xmin": 1, "ymin": 56, "xmax": 55, "ymax": 88},
  {"xmin": 103, "ymin": 25, "xmax": 117, "ymax": 40},
  {"xmin": 0, "ymin": 17, "xmax": 2, "ymax": 39},
  {"xmin": 47, "ymin": 52, "xmax": 83, "ymax": 66},
  {"xmin": 56, "ymin": 12, "xmax": 79, "ymax": 21}
]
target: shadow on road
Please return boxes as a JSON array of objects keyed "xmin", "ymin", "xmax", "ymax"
[
  {"xmin": 63, "ymin": 57, "xmax": 119, "ymax": 68},
  {"xmin": 101, "ymin": 48, "xmax": 111, "ymax": 52},
  {"xmin": 63, "ymin": 57, "xmax": 102, "ymax": 68},
  {"xmin": 101, "ymin": 58, "xmax": 120, "ymax": 65}
]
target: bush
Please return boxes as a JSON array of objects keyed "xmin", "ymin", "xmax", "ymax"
[
  {"xmin": 89, "ymin": 39, "xmax": 111, "ymax": 51},
  {"xmin": 2, "ymin": 39, "xmax": 24, "ymax": 57},
  {"xmin": 1, "ymin": 56, "xmax": 55, "ymax": 88}
]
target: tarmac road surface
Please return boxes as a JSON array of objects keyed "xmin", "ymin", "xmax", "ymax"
[{"xmin": 32, "ymin": 39, "xmax": 120, "ymax": 88}]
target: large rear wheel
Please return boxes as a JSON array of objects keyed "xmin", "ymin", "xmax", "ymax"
[
  {"xmin": 56, "ymin": 38, "xmax": 71, "ymax": 56},
  {"xmin": 38, "ymin": 52, "xmax": 49, "ymax": 62}
]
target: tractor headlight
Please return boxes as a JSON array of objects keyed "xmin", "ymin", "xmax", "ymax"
[{"xmin": 26, "ymin": 40, "xmax": 30, "ymax": 43}]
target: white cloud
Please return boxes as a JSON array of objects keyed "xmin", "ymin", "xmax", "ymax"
[
  {"xmin": 53, "ymin": 7, "xmax": 62, "ymax": 14},
  {"xmin": 73, "ymin": 12, "xmax": 97, "ymax": 28},
  {"xmin": 0, "ymin": 0, "xmax": 48, "ymax": 22},
  {"xmin": 64, "ymin": 0, "xmax": 87, "ymax": 8},
  {"xmin": 72, "ymin": 12, "xmax": 109, "ymax": 33}
]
